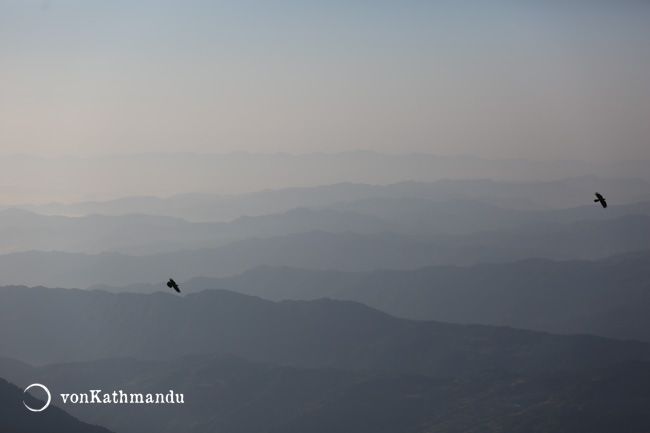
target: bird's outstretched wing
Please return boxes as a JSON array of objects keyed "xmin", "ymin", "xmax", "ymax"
[{"xmin": 167, "ymin": 279, "xmax": 181, "ymax": 293}]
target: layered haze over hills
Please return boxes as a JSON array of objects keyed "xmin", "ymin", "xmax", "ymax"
[
  {"xmin": 3, "ymin": 153, "xmax": 650, "ymax": 206},
  {"xmin": 2, "ymin": 153, "xmax": 650, "ymax": 433},
  {"xmin": 1, "ymin": 154, "xmax": 649, "ymax": 431},
  {"xmin": 3, "ymin": 0, "xmax": 650, "ymax": 431},
  {"xmin": 0, "ymin": 170, "xmax": 649, "ymax": 287}
]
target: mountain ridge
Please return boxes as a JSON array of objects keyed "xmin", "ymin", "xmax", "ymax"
[{"xmin": 1, "ymin": 286, "xmax": 650, "ymax": 379}]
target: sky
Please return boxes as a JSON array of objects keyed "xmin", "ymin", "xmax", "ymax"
[{"xmin": 1, "ymin": 0, "xmax": 649, "ymax": 162}]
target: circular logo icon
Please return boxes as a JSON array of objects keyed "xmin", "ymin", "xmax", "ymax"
[{"xmin": 23, "ymin": 383, "xmax": 51, "ymax": 412}]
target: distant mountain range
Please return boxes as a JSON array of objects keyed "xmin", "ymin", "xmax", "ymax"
[
  {"xmin": 129, "ymin": 250, "xmax": 647, "ymax": 342},
  {"xmin": 0, "ymin": 207, "xmax": 394, "ymax": 255},
  {"xmin": 1, "ymin": 287, "xmax": 650, "ymax": 378},
  {"xmin": 15, "ymin": 175, "xmax": 650, "ymax": 222},
  {"xmin": 2, "ymin": 354, "xmax": 650, "ymax": 433},
  {"xmin": 3, "ymin": 198, "xmax": 649, "ymax": 255},
  {"xmin": 0, "ymin": 213, "xmax": 648, "ymax": 287},
  {"xmin": 3, "ymin": 152, "xmax": 649, "ymax": 205},
  {"xmin": 3, "ymin": 154, "xmax": 649, "ymax": 433}
]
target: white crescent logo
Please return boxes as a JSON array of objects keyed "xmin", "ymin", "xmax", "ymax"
[{"xmin": 23, "ymin": 383, "xmax": 51, "ymax": 412}]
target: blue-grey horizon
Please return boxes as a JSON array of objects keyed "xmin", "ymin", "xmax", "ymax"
[{"xmin": 1, "ymin": 0, "xmax": 649, "ymax": 163}]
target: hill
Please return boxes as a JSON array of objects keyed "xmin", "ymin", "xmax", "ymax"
[
  {"xmin": 4, "ymin": 198, "xmax": 650, "ymax": 254},
  {"xmin": 162, "ymin": 251, "xmax": 650, "ymax": 342},
  {"xmin": 2, "ymin": 213, "xmax": 649, "ymax": 287},
  {"xmin": 1, "ymin": 354, "xmax": 650, "ymax": 433},
  {"xmin": 1, "ymin": 287, "xmax": 650, "ymax": 379}
]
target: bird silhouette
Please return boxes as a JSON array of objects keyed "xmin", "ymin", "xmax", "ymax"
[
  {"xmin": 167, "ymin": 278, "xmax": 180, "ymax": 293},
  {"xmin": 594, "ymin": 192, "xmax": 607, "ymax": 208}
]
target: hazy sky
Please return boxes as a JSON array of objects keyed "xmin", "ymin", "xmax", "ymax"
[{"xmin": 1, "ymin": 0, "xmax": 649, "ymax": 162}]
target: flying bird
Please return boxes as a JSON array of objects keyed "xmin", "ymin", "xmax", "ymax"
[
  {"xmin": 167, "ymin": 278, "xmax": 180, "ymax": 293},
  {"xmin": 594, "ymin": 192, "xmax": 607, "ymax": 208}
]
